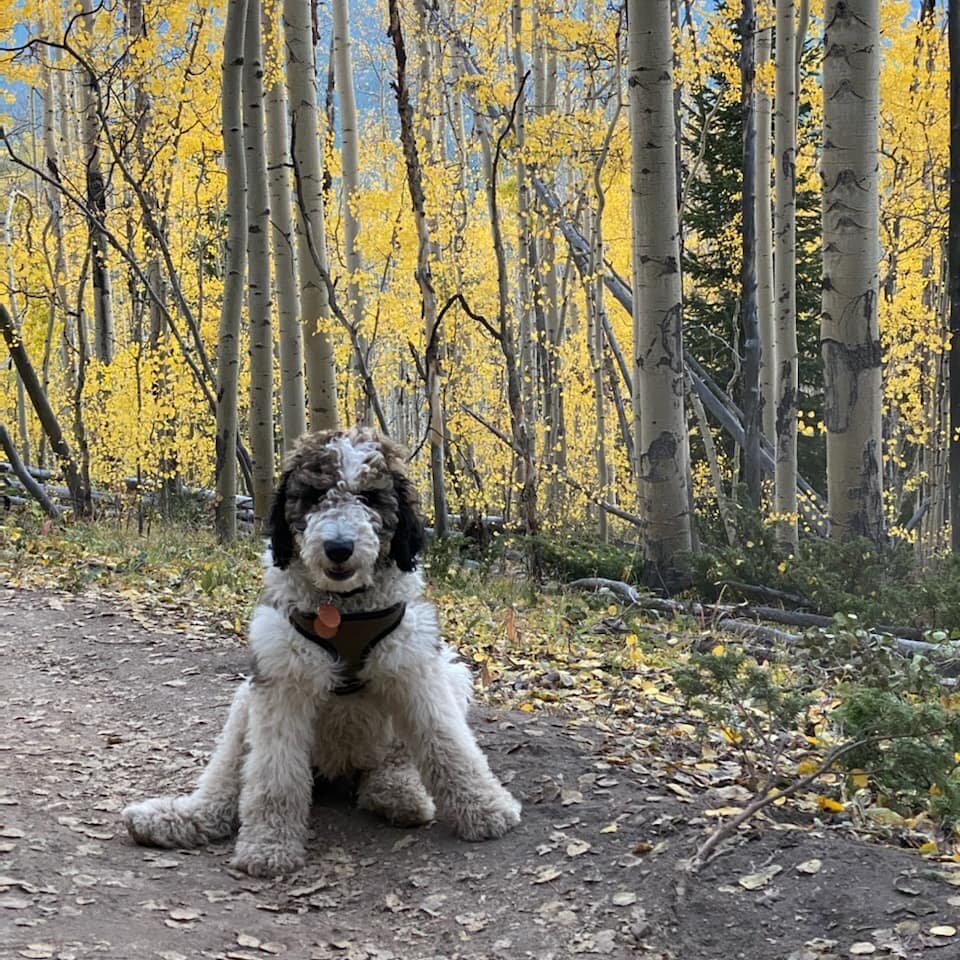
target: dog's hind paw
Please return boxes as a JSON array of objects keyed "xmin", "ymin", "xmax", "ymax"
[
  {"xmin": 231, "ymin": 840, "xmax": 305, "ymax": 877},
  {"xmin": 452, "ymin": 787, "xmax": 522, "ymax": 841}
]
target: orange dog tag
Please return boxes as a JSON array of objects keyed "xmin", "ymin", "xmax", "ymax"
[{"xmin": 313, "ymin": 604, "xmax": 341, "ymax": 639}]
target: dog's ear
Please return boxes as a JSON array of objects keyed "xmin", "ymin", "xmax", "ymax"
[
  {"xmin": 268, "ymin": 470, "xmax": 295, "ymax": 569},
  {"xmin": 391, "ymin": 472, "xmax": 425, "ymax": 572}
]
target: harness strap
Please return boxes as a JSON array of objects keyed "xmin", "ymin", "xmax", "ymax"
[{"xmin": 289, "ymin": 602, "xmax": 407, "ymax": 695}]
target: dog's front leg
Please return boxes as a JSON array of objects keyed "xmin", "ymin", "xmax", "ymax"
[
  {"xmin": 230, "ymin": 681, "xmax": 315, "ymax": 877},
  {"xmin": 388, "ymin": 677, "xmax": 521, "ymax": 841}
]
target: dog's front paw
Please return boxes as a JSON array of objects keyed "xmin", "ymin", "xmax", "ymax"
[
  {"xmin": 231, "ymin": 839, "xmax": 305, "ymax": 877},
  {"xmin": 452, "ymin": 787, "xmax": 522, "ymax": 841},
  {"xmin": 123, "ymin": 796, "xmax": 201, "ymax": 849}
]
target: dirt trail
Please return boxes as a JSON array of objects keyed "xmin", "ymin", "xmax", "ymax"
[{"xmin": 1, "ymin": 585, "xmax": 958, "ymax": 960}]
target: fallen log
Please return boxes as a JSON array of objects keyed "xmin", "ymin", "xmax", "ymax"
[{"xmin": 0, "ymin": 425, "xmax": 60, "ymax": 518}]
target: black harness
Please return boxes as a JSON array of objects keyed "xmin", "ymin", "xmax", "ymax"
[{"xmin": 289, "ymin": 602, "xmax": 407, "ymax": 695}]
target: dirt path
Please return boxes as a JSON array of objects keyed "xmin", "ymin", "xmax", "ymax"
[{"xmin": 2, "ymin": 585, "xmax": 959, "ymax": 960}]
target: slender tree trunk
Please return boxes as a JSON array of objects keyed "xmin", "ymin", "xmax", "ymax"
[
  {"xmin": 822, "ymin": 0, "xmax": 884, "ymax": 543},
  {"xmin": 284, "ymin": 0, "xmax": 339, "ymax": 430},
  {"xmin": 78, "ymin": 0, "xmax": 114, "ymax": 364},
  {"xmin": 740, "ymin": 0, "xmax": 762, "ymax": 507},
  {"xmin": 388, "ymin": 0, "xmax": 449, "ymax": 537},
  {"xmin": 511, "ymin": 0, "xmax": 540, "ymax": 447},
  {"xmin": 39, "ymin": 42, "xmax": 74, "ymax": 389},
  {"xmin": 950, "ymin": 0, "xmax": 960, "ymax": 550},
  {"xmin": 332, "ymin": 0, "xmax": 369, "ymax": 425},
  {"xmin": 215, "ymin": 0, "xmax": 248, "ymax": 543},
  {"xmin": 244, "ymin": 0, "xmax": 274, "ymax": 532},
  {"xmin": 4, "ymin": 195, "xmax": 31, "ymax": 464},
  {"xmin": 0, "ymin": 304, "xmax": 88, "ymax": 515},
  {"xmin": 774, "ymin": 0, "xmax": 799, "ymax": 549},
  {"xmin": 755, "ymin": 25, "xmax": 776, "ymax": 450},
  {"xmin": 265, "ymin": 72, "xmax": 305, "ymax": 453},
  {"xmin": 628, "ymin": 0, "xmax": 693, "ymax": 584},
  {"xmin": 480, "ymin": 102, "xmax": 538, "ymax": 537}
]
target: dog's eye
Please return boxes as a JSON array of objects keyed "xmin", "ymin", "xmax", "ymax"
[{"xmin": 291, "ymin": 519, "xmax": 307, "ymax": 533}]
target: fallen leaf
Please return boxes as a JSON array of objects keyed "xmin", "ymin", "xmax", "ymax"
[
  {"xmin": 237, "ymin": 934, "xmax": 261, "ymax": 948},
  {"xmin": 168, "ymin": 908, "xmax": 201, "ymax": 922},
  {"xmin": 611, "ymin": 891, "xmax": 637, "ymax": 906},
  {"xmin": 18, "ymin": 946, "xmax": 54, "ymax": 960},
  {"xmin": 566, "ymin": 839, "xmax": 591, "ymax": 858},
  {"xmin": 1, "ymin": 896, "xmax": 30, "ymax": 909},
  {"xmin": 455, "ymin": 912, "xmax": 489, "ymax": 932},
  {"xmin": 738, "ymin": 864, "xmax": 783, "ymax": 890},
  {"xmin": 848, "ymin": 943, "xmax": 876, "ymax": 955},
  {"xmin": 795, "ymin": 859, "xmax": 822, "ymax": 876},
  {"xmin": 930, "ymin": 925, "xmax": 958, "ymax": 937},
  {"xmin": 705, "ymin": 806, "xmax": 744, "ymax": 818},
  {"xmin": 532, "ymin": 866, "xmax": 562, "ymax": 884}
]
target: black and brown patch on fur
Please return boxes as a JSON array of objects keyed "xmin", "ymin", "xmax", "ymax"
[{"xmin": 268, "ymin": 428, "xmax": 424, "ymax": 572}]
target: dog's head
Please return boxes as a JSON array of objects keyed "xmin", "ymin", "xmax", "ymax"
[{"xmin": 268, "ymin": 428, "xmax": 425, "ymax": 590}]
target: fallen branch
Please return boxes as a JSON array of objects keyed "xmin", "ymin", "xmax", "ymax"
[
  {"xmin": 684, "ymin": 735, "xmax": 886, "ymax": 874},
  {"xmin": 716, "ymin": 579, "xmax": 807, "ymax": 606},
  {"xmin": 0, "ymin": 424, "xmax": 59, "ymax": 518},
  {"xmin": 565, "ymin": 578, "xmax": 960, "ymax": 672}
]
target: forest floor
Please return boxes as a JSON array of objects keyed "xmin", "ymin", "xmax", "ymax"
[{"xmin": 3, "ymin": 526, "xmax": 960, "ymax": 959}]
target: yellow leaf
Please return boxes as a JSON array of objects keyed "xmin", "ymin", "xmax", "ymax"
[
  {"xmin": 518, "ymin": 702, "xmax": 535, "ymax": 713},
  {"xmin": 711, "ymin": 644, "xmax": 725, "ymax": 656},
  {"xmin": 797, "ymin": 759, "xmax": 819, "ymax": 775},
  {"xmin": 851, "ymin": 770, "xmax": 869, "ymax": 789},
  {"xmin": 816, "ymin": 796, "xmax": 845, "ymax": 813},
  {"xmin": 919, "ymin": 840, "xmax": 939, "ymax": 855}
]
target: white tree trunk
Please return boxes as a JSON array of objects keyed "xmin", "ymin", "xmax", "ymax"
[
  {"xmin": 283, "ymin": 0, "xmax": 339, "ymax": 430},
  {"xmin": 755, "ymin": 25, "xmax": 776, "ymax": 449},
  {"xmin": 78, "ymin": 0, "xmax": 114, "ymax": 364},
  {"xmin": 215, "ymin": 0, "xmax": 248, "ymax": 543},
  {"xmin": 628, "ymin": 0, "xmax": 693, "ymax": 579},
  {"xmin": 265, "ymin": 71, "xmax": 305, "ymax": 453},
  {"xmin": 774, "ymin": 0, "xmax": 799, "ymax": 548},
  {"xmin": 244, "ymin": 0, "xmax": 274, "ymax": 531},
  {"xmin": 821, "ymin": 0, "xmax": 884, "ymax": 542},
  {"xmin": 332, "ymin": 0, "xmax": 369, "ymax": 423},
  {"xmin": 388, "ymin": 0, "xmax": 449, "ymax": 536}
]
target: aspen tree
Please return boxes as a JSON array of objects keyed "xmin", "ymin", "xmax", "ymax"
[
  {"xmin": 264, "ymin": 62, "xmax": 305, "ymax": 453},
  {"xmin": 628, "ymin": 0, "xmax": 693, "ymax": 580},
  {"xmin": 77, "ymin": 0, "xmax": 113, "ymax": 364},
  {"xmin": 774, "ymin": 0, "xmax": 799, "ymax": 548},
  {"xmin": 244, "ymin": 0, "xmax": 274, "ymax": 531},
  {"xmin": 283, "ymin": 0, "xmax": 339, "ymax": 430},
  {"xmin": 388, "ymin": 0, "xmax": 449, "ymax": 537},
  {"xmin": 755, "ymin": 25, "xmax": 775, "ymax": 449},
  {"xmin": 332, "ymin": 0, "xmax": 369, "ymax": 424},
  {"xmin": 740, "ymin": 0, "xmax": 762, "ymax": 506},
  {"xmin": 822, "ymin": 0, "xmax": 884, "ymax": 542},
  {"xmin": 215, "ymin": 0, "xmax": 248, "ymax": 543}
]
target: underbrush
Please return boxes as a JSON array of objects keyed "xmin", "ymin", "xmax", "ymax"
[
  {"xmin": 0, "ymin": 506, "xmax": 262, "ymax": 620},
  {"xmin": 6, "ymin": 507, "xmax": 960, "ymax": 850},
  {"xmin": 692, "ymin": 516, "xmax": 960, "ymax": 631}
]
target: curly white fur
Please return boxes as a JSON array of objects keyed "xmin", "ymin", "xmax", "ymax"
[{"xmin": 122, "ymin": 429, "xmax": 521, "ymax": 876}]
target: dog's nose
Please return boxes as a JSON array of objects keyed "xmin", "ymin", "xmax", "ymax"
[{"xmin": 324, "ymin": 539, "xmax": 355, "ymax": 563}]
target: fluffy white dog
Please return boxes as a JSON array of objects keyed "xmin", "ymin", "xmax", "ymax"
[{"xmin": 122, "ymin": 428, "xmax": 521, "ymax": 876}]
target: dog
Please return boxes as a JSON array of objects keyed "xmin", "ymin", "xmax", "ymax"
[{"xmin": 122, "ymin": 427, "xmax": 521, "ymax": 876}]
